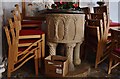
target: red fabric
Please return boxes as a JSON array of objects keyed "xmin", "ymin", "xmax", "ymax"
[
  {"xmin": 19, "ymin": 29, "xmax": 44, "ymax": 36},
  {"xmin": 18, "ymin": 46, "xmax": 36, "ymax": 52},
  {"xmin": 21, "ymin": 20, "xmax": 42, "ymax": 25},
  {"xmin": 19, "ymin": 39, "xmax": 39, "ymax": 44},
  {"xmin": 113, "ymin": 48, "xmax": 120, "ymax": 54},
  {"xmin": 110, "ymin": 22, "xmax": 120, "ymax": 27},
  {"xmin": 18, "ymin": 47, "xmax": 27, "ymax": 52}
]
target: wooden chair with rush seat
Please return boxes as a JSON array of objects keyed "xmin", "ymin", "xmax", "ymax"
[{"xmin": 4, "ymin": 18, "xmax": 45, "ymax": 77}]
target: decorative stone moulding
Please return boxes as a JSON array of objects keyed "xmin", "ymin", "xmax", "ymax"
[{"xmin": 46, "ymin": 14, "xmax": 85, "ymax": 43}]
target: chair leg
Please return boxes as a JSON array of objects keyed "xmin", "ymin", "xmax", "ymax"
[
  {"xmin": 7, "ymin": 69, "xmax": 11, "ymax": 78},
  {"xmin": 34, "ymin": 50, "xmax": 39, "ymax": 76},
  {"xmin": 108, "ymin": 57, "xmax": 113, "ymax": 74},
  {"xmin": 41, "ymin": 34, "xmax": 45, "ymax": 60},
  {"xmin": 7, "ymin": 62, "xmax": 13, "ymax": 77},
  {"xmin": 38, "ymin": 42, "xmax": 41, "ymax": 68},
  {"xmin": 95, "ymin": 42, "xmax": 103, "ymax": 68},
  {"xmin": 7, "ymin": 49, "xmax": 14, "ymax": 77},
  {"xmin": 95, "ymin": 54, "xmax": 101, "ymax": 68}
]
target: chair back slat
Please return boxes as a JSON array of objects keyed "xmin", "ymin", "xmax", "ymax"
[
  {"xmin": 4, "ymin": 26, "xmax": 11, "ymax": 47},
  {"xmin": 93, "ymin": 5, "xmax": 110, "ymax": 29},
  {"xmin": 8, "ymin": 19, "xmax": 18, "ymax": 62},
  {"xmin": 85, "ymin": 19, "xmax": 106, "ymax": 68},
  {"xmin": 94, "ymin": 6, "xmax": 108, "ymax": 15},
  {"xmin": 87, "ymin": 13, "xmax": 107, "ymax": 33},
  {"xmin": 11, "ymin": 10, "xmax": 22, "ymax": 30},
  {"xmin": 110, "ymin": 29, "xmax": 120, "ymax": 49},
  {"xmin": 86, "ymin": 26, "xmax": 100, "ymax": 42},
  {"xmin": 8, "ymin": 19, "xmax": 16, "ymax": 44},
  {"xmin": 15, "ymin": 4, "xmax": 22, "ymax": 21},
  {"xmin": 85, "ymin": 19, "xmax": 103, "ymax": 50},
  {"xmin": 86, "ymin": 19, "xmax": 103, "ymax": 39}
]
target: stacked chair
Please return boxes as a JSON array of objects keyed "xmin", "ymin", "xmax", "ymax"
[
  {"xmin": 85, "ymin": 5, "xmax": 111, "ymax": 68},
  {"xmin": 85, "ymin": 19, "xmax": 105, "ymax": 68},
  {"xmin": 4, "ymin": 4, "xmax": 45, "ymax": 77},
  {"xmin": 93, "ymin": 5, "xmax": 120, "ymax": 69},
  {"xmin": 94, "ymin": 4, "xmax": 120, "ymax": 74},
  {"xmin": 94, "ymin": 5, "xmax": 120, "ymax": 27}
]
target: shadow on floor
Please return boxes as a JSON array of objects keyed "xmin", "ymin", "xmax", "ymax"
[{"xmin": 2, "ymin": 44, "xmax": 120, "ymax": 78}]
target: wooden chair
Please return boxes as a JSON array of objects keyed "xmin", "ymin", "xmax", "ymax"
[
  {"xmin": 13, "ymin": 4, "xmax": 43, "ymax": 29},
  {"xmin": 87, "ymin": 12, "xmax": 111, "ymax": 52},
  {"xmin": 4, "ymin": 18, "xmax": 45, "ymax": 77},
  {"xmin": 93, "ymin": 5, "xmax": 120, "ymax": 27},
  {"xmin": 87, "ymin": 13, "xmax": 107, "ymax": 32},
  {"xmin": 93, "ymin": 5, "xmax": 110, "ymax": 41},
  {"xmin": 93, "ymin": 6, "xmax": 112, "ymax": 68},
  {"xmin": 11, "ymin": 9, "xmax": 45, "ymax": 61},
  {"xmin": 93, "ymin": 5, "xmax": 120, "ymax": 36},
  {"xmin": 94, "ymin": 6, "xmax": 108, "ymax": 15},
  {"xmin": 108, "ymin": 28, "xmax": 120, "ymax": 74},
  {"xmin": 93, "ymin": 6, "xmax": 109, "ymax": 30},
  {"xmin": 85, "ymin": 19, "xmax": 107, "ymax": 68}
]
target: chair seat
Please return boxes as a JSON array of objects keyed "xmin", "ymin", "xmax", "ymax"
[
  {"xmin": 110, "ymin": 22, "xmax": 120, "ymax": 27},
  {"xmin": 113, "ymin": 48, "xmax": 120, "ymax": 54},
  {"xmin": 19, "ymin": 39, "xmax": 39, "ymax": 44},
  {"xmin": 19, "ymin": 29, "xmax": 44, "ymax": 36},
  {"xmin": 21, "ymin": 20, "xmax": 42, "ymax": 29},
  {"xmin": 18, "ymin": 46, "xmax": 37, "ymax": 53},
  {"xmin": 21, "ymin": 20, "xmax": 42, "ymax": 25}
]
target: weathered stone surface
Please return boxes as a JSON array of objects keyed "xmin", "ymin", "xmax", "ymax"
[
  {"xmin": 46, "ymin": 14, "xmax": 85, "ymax": 71},
  {"xmin": 66, "ymin": 63, "xmax": 90, "ymax": 77}
]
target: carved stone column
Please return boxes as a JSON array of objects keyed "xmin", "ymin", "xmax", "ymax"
[
  {"xmin": 74, "ymin": 43, "xmax": 81, "ymax": 65},
  {"xmin": 47, "ymin": 42, "xmax": 58, "ymax": 55},
  {"xmin": 66, "ymin": 43, "xmax": 76, "ymax": 71}
]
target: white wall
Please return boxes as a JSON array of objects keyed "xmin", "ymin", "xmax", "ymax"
[
  {"xmin": 79, "ymin": 0, "xmax": 120, "ymax": 22},
  {"xmin": 0, "ymin": 0, "xmax": 3, "ymax": 63},
  {"xmin": 2, "ymin": 1, "xmax": 21, "ymax": 24},
  {"xmin": 109, "ymin": 0, "xmax": 119, "ymax": 22}
]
